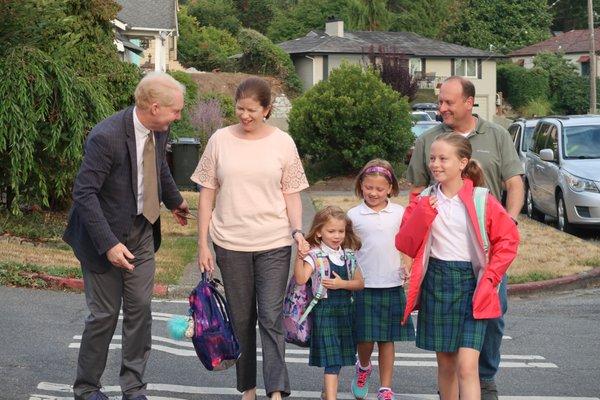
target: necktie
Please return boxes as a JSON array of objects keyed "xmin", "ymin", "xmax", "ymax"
[{"xmin": 142, "ymin": 132, "xmax": 160, "ymax": 224}]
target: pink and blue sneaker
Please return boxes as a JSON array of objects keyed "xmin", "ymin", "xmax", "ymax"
[
  {"xmin": 377, "ymin": 388, "xmax": 395, "ymax": 400},
  {"xmin": 350, "ymin": 361, "xmax": 372, "ymax": 399}
]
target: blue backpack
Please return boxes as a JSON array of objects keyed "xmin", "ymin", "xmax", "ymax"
[{"xmin": 188, "ymin": 274, "xmax": 241, "ymax": 371}]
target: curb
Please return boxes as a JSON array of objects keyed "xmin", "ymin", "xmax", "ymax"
[
  {"xmin": 21, "ymin": 272, "xmax": 169, "ymax": 297},
  {"xmin": 507, "ymin": 267, "xmax": 600, "ymax": 296},
  {"xmin": 23, "ymin": 267, "xmax": 600, "ymax": 298}
]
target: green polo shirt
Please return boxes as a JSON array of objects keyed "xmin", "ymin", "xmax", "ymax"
[{"xmin": 406, "ymin": 116, "xmax": 523, "ymax": 200}]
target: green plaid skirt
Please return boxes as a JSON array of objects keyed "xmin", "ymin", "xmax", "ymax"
[
  {"xmin": 309, "ymin": 260, "xmax": 356, "ymax": 368},
  {"xmin": 354, "ymin": 286, "xmax": 415, "ymax": 342},
  {"xmin": 416, "ymin": 258, "xmax": 488, "ymax": 352}
]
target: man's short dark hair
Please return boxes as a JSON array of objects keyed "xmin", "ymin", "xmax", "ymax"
[{"xmin": 445, "ymin": 76, "xmax": 476, "ymax": 100}]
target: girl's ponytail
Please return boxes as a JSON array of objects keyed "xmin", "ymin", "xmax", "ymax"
[{"xmin": 462, "ymin": 159, "xmax": 486, "ymax": 187}]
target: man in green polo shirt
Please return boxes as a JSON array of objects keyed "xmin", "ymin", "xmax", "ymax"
[{"xmin": 406, "ymin": 76, "xmax": 523, "ymax": 400}]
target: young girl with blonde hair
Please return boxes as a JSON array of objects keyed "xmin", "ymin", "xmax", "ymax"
[{"xmin": 396, "ymin": 133, "xmax": 519, "ymax": 400}]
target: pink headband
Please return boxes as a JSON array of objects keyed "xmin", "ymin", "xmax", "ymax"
[{"xmin": 363, "ymin": 166, "xmax": 393, "ymax": 181}]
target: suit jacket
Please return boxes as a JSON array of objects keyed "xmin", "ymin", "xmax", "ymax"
[{"xmin": 63, "ymin": 106, "xmax": 183, "ymax": 273}]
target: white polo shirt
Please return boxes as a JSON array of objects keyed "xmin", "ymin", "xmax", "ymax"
[
  {"xmin": 430, "ymin": 188, "xmax": 471, "ymax": 261},
  {"xmin": 347, "ymin": 201, "xmax": 405, "ymax": 288}
]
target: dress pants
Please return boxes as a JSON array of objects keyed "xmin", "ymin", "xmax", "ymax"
[
  {"xmin": 214, "ymin": 244, "xmax": 291, "ymax": 398},
  {"xmin": 73, "ymin": 215, "xmax": 155, "ymax": 400}
]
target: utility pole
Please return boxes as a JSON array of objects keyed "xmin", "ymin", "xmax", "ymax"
[{"xmin": 589, "ymin": 0, "xmax": 597, "ymax": 113}]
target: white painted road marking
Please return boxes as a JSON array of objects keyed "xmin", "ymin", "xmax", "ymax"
[
  {"xmin": 31, "ymin": 382, "xmax": 600, "ymax": 400},
  {"xmin": 68, "ymin": 335, "xmax": 557, "ymax": 368}
]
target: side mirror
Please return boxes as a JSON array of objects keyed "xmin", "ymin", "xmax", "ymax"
[{"xmin": 539, "ymin": 148, "xmax": 554, "ymax": 162}]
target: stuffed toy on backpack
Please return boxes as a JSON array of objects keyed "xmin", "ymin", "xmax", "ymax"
[{"xmin": 169, "ymin": 274, "xmax": 241, "ymax": 371}]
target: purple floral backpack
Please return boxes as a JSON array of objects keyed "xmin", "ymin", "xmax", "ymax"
[
  {"xmin": 189, "ymin": 274, "xmax": 241, "ymax": 371},
  {"xmin": 282, "ymin": 254, "xmax": 326, "ymax": 347}
]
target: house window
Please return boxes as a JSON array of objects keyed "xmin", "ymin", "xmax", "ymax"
[
  {"xmin": 409, "ymin": 58, "xmax": 422, "ymax": 75},
  {"xmin": 455, "ymin": 58, "xmax": 478, "ymax": 78}
]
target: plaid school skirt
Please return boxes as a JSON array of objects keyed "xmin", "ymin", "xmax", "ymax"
[
  {"xmin": 308, "ymin": 291, "xmax": 356, "ymax": 368},
  {"xmin": 354, "ymin": 286, "xmax": 415, "ymax": 342},
  {"xmin": 416, "ymin": 258, "xmax": 488, "ymax": 352}
]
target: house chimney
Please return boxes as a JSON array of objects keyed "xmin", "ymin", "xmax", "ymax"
[{"xmin": 325, "ymin": 18, "xmax": 344, "ymax": 38}]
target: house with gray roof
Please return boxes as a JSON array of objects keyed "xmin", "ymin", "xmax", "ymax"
[
  {"xmin": 113, "ymin": 0, "xmax": 182, "ymax": 72},
  {"xmin": 279, "ymin": 19, "xmax": 502, "ymax": 119},
  {"xmin": 508, "ymin": 28, "xmax": 599, "ymax": 77}
]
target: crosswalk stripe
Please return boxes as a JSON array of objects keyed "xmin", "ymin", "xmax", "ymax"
[
  {"xmin": 70, "ymin": 335, "xmax": 538, "ymax": 360},
  {"xmin": 33, "ymin": 382, "xmax": 600, "ymax": 400}
]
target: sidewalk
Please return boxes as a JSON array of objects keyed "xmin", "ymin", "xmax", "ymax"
[{"xmin": 32, "ymin": 190, "xmax": 600, "ymax": 297}]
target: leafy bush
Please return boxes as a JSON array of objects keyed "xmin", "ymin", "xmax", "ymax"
[
  {"xmin": 497, "ymin": 63, "xmax": 549, "ymax": 109},
  {"xmin": 169, "ymin": 71, "xmax": 200, "ymax": 139},
  {"xmin": 200, "ymin": 92, "xmax": 236, "ymax": 122},
  {"xmin": 533, "ymin": 52, "xmax": 589, "ymax": 114},
  {"xmin": 0, "ymin": 47, "xmax": 112, "ymax": 213},
  {"xmin": 518, "ymin": 98, "xmax": 552, "ymax": 118},
  {"xmin": 237, "ymin": 28, "xmax": 303, "ymax": 94},
  {"xmin": 178, "ymin": 8, "xmax": 240, "ymax": 72},
  {"xmin": 288, "ymin": 63, "xmax": 412, "ymax": 177}
]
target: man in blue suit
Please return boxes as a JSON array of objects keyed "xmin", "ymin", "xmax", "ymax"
[{"xmin": 64, "ymin": 72, "xmax": 190, "ymax": 400}]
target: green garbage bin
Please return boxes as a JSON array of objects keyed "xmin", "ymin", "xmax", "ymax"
[{"xmin": 170, "ymin": 137, "xmax": 201, "ymax": 191}]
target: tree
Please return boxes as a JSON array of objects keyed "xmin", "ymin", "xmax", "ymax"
[
  {"xmin": 347, "ymin": 0, "xmax": 390, "ymax": 31},
  {"xmin": 267, "ymin": 0, "xmax": 350, "ymax": 42},
  {"xmin": 367, "ymin": 45, "xmax": 418, "ymax": 101},
  {"xmin": 288, "ymin": 63, "xmax": 413, "ymax": 176},
  {"xmin": 548, "ymin": 0, "xmax": 600, "ymax": 31},
  {"xmin": 188, "ymin": 0, "xmax": 241, "ymax": 34},
  {"xmin": 178, "ymin": 7, "xmax": 240, "ymax": 71},
  {"xmin": 0, "ymin": 0, "xmax": 139, "ymax": 212},
  {"xmin": 233, "ymin": 0, "xmax": 275, "ymax": 34},
  {"xmin": 389, "ymin": 0, "xmax": 463, "ymax": 40},
  {"xmin": 446, "ymin": 0, "xmax": 552, "ymax": 53}
]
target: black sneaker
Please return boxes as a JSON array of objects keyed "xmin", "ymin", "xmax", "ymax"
[{"xmin": 480, "ymin": 379, "xmax": 498, "ymax": 400}]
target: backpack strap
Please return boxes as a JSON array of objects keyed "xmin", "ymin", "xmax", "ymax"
[
  {"xmin": 344, "ymin": 250, "xmax": 357, "ymax": 278},
  {"xmin": 473, "ymin": 187, "xmax": 489, "ymax": 254},
  {"xmin": 420, "ymin": 185, "xmax": 435, "ymax": 197},
  {"xmin": 298, "ymin": 251, "xmax": 328, "ymax": 323}
]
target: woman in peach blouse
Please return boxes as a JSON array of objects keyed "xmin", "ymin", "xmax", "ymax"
[{"xmin": 191, "ymin": 77, "xmax": 309, "ymax": 400}]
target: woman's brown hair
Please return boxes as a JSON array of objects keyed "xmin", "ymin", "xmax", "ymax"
[
  {"xmin": 354, "ymin": 158, "xmax": 399, "ymax": 198},
  {"xmin": 305, "ymin": 206, "xmax": 362, "ymax": 251},
  {"xmin": 433, "ymin": 132, "xmax": 486, "ymax": 187},
  {"xmin": 235, "ymin": 76, "xmax": 273, "ymax": 119}
]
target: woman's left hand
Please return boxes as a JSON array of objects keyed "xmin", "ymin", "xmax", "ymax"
[
  {"xmin": 295, "ymin": 234, "xmax": 310, "ymax": 259},
  {"xmin": 322, "ymin": 271, "xmax": 345, "ymax": 290}
]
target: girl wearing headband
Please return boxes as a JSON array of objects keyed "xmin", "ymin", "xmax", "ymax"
[{"xmin": 347, "ymin": 159, "xmax": 415, "ymax": 400}]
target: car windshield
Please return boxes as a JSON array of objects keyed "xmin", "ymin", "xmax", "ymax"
[
  {"xmin": 411, "ymin": 123, "xmax": 438, "ymax": 137},
  {"xmin": 563, "ymin": 124, "xmax": 600, "ymax": 159},
  {"xmin": 523, "ymin": 126, "xmax": 535, "ymax": 149},
  {"xmin": 411, "ymin": 113, "xmax": 431, "ymax": 122}
]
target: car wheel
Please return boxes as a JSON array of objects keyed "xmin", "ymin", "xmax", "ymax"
[
  {"xmin": 556, "ymin": 193, "xmax": 573, "ymax": 233},
  {"xmin": 525, "ymin": 184, "xmax": 544, "ymax": 222}
]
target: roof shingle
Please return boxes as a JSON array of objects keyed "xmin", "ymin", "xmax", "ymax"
[
  {"xmin": 509, "ymin": 29, "xmax": 600, "ymax": 57},
  {"xmin": 279, "ymin": 30, "xmax": 497, "ymax": 58},
  {"xmin": 116, "ymin": 0, "xmax": 177, "ymax": 31}
]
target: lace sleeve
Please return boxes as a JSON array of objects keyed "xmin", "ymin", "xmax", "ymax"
[
  {"xmin": 282, "ymin": 146, "xmax": 309, "ymax": 193},
  {"xmin": 190, "ymin": 139, "xmax": 218, "ymax": 189}
]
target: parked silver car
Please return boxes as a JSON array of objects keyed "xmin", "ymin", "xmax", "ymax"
[
  {"xmin": 525, "ymin": 115, "xmax": 600, "ymax": 232},
  {"xmin": 508, "ymin": 118, "xmax": 539, "ymax": 173}
]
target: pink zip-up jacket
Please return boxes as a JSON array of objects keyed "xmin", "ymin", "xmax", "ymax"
[{"xmin": 395, "ymin": 179, "xmax": 519, "ymax": 324}]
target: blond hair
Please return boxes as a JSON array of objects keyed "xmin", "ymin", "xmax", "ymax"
[
  {"xmin": 354, "ymin": 158, "xmax": 399, "ymax": 198},
  {"xmin": 305, "ymin": 206, "xmax": 362, "ymax": 251},
  {"xmin": 134, "ymin": 72, "xmax": 186, "ymax": 110}
]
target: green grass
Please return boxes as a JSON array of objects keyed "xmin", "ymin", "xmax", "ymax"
[
  {"xmin": 0, "ymin": 210, "xmax": 67, "ymax": 240},
  {"xmin": 508, "ymin": 271, "xmax": 560, "ymax": 284},
  {"xmin": 155, "ymin": 236, "xmax": 198, "ymax": 284},
  {"xmin": 577, "ymin": 257, "xmax": 600, "ymax": 268},
  {"xmin": 0, "ymin": 262, "xmax": 49, "ymax": 288},
  {"xmin": 412, "ymin": 89, "xmax": 437, "ymax": 104}
]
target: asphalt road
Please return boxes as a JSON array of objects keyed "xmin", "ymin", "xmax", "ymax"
[{"xmin": 1, "ymin": 285, "xmax": 599, "ymax": 400}]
